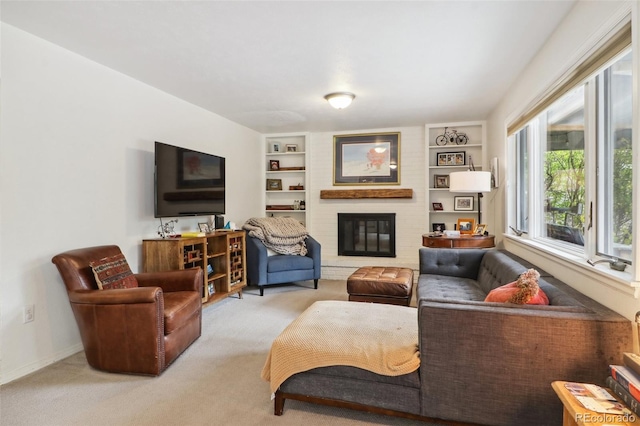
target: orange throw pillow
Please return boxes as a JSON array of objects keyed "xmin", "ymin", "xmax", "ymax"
[
  {"xmin": 484, "ymin": 269, "xmax": 549, "ymax": 305},
  {"xmin": 90, "ymin": 253, "xmax": 138, "ymax": 290}
]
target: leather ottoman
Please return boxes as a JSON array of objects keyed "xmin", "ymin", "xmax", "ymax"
[{"xmin": 347, "ymin": 267, "xmax": 414, "ymax": 306}]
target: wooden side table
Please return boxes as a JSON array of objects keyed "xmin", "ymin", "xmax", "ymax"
[
  {"xmin": 552, "ymin": 381, "xmax": 640, "ymax": 426},
  {"xmin": 422, "ymin": 234, "xmax": 495, "ymax": 249}
]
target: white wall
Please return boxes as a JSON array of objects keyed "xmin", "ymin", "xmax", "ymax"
[
  {"xmin": 485, "ymin": 0, "xmax": 640, "ymax": 319},
  {"xmin": 308, "ymin": 126, "xmax": 426, "ymax": 280},
  {"xmin": 0, "ymin": 24, "xmax": 263, "ymax": 384}
]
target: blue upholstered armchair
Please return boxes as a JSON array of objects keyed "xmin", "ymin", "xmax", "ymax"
[{"xmin": 246, "ymin": 235, "xmax": 321, "ymax": 296}]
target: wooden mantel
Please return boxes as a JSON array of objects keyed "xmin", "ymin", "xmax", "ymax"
[{"xmin": 320, "ymin": 189, "xmax": 413, "ymax": 199}]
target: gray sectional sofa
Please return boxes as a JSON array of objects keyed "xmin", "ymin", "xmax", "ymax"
[{"xmin": 274, "ymin": 248, "xmax": 633, "ymax": 426}]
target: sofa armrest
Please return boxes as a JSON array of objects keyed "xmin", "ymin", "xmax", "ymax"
[
  {"xmin": 418, "ymin": 248, "xmax": 486, "ymax": 279},
  {"xmin": 305, "ymin": 236, "xmax": 321, "ymax": 279},
  {"xmin": 135, "ymin": 267, "xmax": 202, "ymax": 293},
  {"xmin": 417, "ymin": 299, "xmax": 632, "ymax": 426}
]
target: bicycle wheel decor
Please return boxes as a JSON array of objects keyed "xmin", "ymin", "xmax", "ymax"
[{"xmin": 435, "ymin": 127, "xmax": 468, "ymax": 145}]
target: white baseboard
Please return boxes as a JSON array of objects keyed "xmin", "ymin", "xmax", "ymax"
[{"xmin": 1, "ymin": 343, "xmax": 84, "ymax": 385}]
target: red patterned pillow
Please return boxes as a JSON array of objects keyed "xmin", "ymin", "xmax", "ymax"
[
  {"xmin": 484, "ymin": 269, "xmax": 549, "ymax": 305},
  {"xmin": 90, "ymin": 253, "xmax": 138, "ymax": 290}
]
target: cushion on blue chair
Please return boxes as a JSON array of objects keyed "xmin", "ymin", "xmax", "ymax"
[{"xmin": 268, "ymin": 255, "xmax": 314, "ymax": 273}]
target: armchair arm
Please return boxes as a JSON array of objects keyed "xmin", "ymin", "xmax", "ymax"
[
  {"xmin": 68, "ymin": 286, "xmax": 167, "ymax": 375},
  {"xmin": 135, "ymin": 267, "xmax": 202, "ymax": 293},
  {"xmin": 68, "ymin": 287, "xmax": 161, "ymax": 304},
  {"xmin": 246, "ymin": 236, "xmax": 268, "ymax": 285},
  {"xmin": 305, "ymin": 236, "xmax": 321, "ymax": 280}
]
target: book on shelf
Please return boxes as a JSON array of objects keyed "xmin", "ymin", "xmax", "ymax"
[
  {"xmin": 563, "ymin": 381, "xmax": 631, "ymax": 415},
  {"xmin": 609, "ymin": 364, "xmax": 640, "ymax": 401},
  {"xmin": 606, "ymin": 375, "xmax": 640, "ymax": 416},
  {"xmin": 624, "ymin": 352, "xmax": 640, "ymax": 376},
  {"xmin": 180, "ymin": 231, "xmax": 205, "ymax": 238}
]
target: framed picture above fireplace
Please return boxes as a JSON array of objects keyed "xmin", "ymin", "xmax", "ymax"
[{"xmin": 333, "ymin": 132, "xmax": 400, "ymax": 185}]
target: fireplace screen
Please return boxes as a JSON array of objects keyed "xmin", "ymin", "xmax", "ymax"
[{"xmin": 337, "ymin": 213, "xmax": 396, "ymax": 257}]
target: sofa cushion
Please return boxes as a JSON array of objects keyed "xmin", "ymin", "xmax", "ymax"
[
  {"xmin": 418, "ymin": 275, "xmax": 486, "ymax": 301},
  {"xmin": 476, "ymin": 250, "xmax": 531, "ymax": 293},
  {"xmin": 268, "ymin": 254, "xmax": 314, "ymax": 273},
  {"xmin": 485, "ymin": 269, "xmax": 549, "ymax": 305},
  {"xmin": 89, "ymin": 253, "xmax": 138, "ymax": 290},
  {"xmin": 163, "ymin": 291, "xmax": 201, "ymax": 335}
]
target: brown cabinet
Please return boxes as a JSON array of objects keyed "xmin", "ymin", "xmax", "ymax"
[
  {"xmin": 143, "ymin": 230, "xmax": 246, "ymax": 305},
  {"xmin": 422, "ymin": 234, "xmax": 495, "ymax": 249}
]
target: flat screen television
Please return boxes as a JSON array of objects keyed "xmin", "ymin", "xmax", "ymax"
[{"xmin": 154, "ymin": 141, "xmax": 225, "ymax": 218}]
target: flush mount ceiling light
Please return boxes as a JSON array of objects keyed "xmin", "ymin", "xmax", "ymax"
[{"xmin": 324, "ymin": 92, "xmax": 355, "ymax": 109}]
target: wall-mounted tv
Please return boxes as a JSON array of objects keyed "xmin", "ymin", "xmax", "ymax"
[{"xmin": 155, "ymin": 141, "xmax": 225, "ymax": 218}]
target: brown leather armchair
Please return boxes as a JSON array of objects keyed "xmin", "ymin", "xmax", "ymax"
[{"xmin": 52, "ymin": 245, "xmax": 202, "ymax": 376}]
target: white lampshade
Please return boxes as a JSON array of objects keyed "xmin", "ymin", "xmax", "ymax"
[
  {"xmin": 449, "ymin": 171, "xmax": 492, "ymax": 193},
  {"xmin": 324, "ymin": 92, "xmax": 355, "ymax": 109}
]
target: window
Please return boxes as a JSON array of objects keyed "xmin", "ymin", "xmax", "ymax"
[
  {"xmin": 512, "ymin": 49, "xmax": 632, "ymax": 262},
  {"xmin": 542, "ymin": 86, "xmax": 585, "ymax": 247},
  {"xmin": 515, "ymin": 127, "xmax": 529, "ymax": 233},
  {"xmin": 596, "ymin": 52, "xmax": 633, "ymax": 261}
]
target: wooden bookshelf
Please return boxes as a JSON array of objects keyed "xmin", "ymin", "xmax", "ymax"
[{"xmin": 142, "ymin": 230, "xmax": 246, "ymax": 305}]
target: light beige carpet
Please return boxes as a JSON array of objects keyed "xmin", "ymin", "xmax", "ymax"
[{"xmin": 0, "ymin": 280, "xmax": 430, "ymax": 426}]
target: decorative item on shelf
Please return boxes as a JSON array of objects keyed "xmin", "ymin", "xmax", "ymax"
[
  {"xmin": 432, "ymin": 223, "xmax": 446, "ymax": 232},
  {"xmin": 198, "ymin": 223, "xmax": 211, "ymax": 233},
  {"xmin": 289, "ymin": 184, "xmax": 304, "ymax": 190},
  {"xmin": 434, "ymin": 174, "xmax": 449, "ymax": 188},
  {"xmin": 432, "ymin": 202, "xmax": 444, "ymax": 211},
  {"xmin": 300, "ymin": 200, "xmax": 305, "ymax": 210},
  {"xmin": 286, "ymin": 144, "xmax": 298, "ymax": 152},
  {"xmin": 270, "ymin": 142, "xmax": 280, "ymax": 153},
  {"xmin": 157, "ymin": 218, "xmax": 178, "ymax": 238},
  {"xmin": 266, "ymin": 179, "xmax": 282, "ymax": 190},
  {"xmin": 269, "ymin": 160, "xmax": 280, "ymax": 170},
  {"xmin": 186, "ymin": 250, "xmax": 200, "ymax": 262},
  {"xmin": 208, "ymin": 282, "xmax": 215, "ymax": 296},
  {"xmin": 474, "ymin": 224, "xmax": 487, "ymax": 236},
  {"xmin": 437, "ymin": 151, "xmax": 466, "ymax": 166},
  {"xmin": 454, "ymin": 196, "xmax": 474, "ymax": 211},
  {"xmin": 435, "ymin": 127, "xmax": 469, "ymax": 146},
  {"xmin": 207, "ymin": 264, "xmax": 214, "ymax": 276},
  {"xmin": 293, "ymin": 200, "xmax": 300, "ymax": 210},
  {"xmin": 333, "ymin": 132, "xmax": 400, "ymax": 185},
  {"xmin": 457, "ymin": 218, "xmax": 475, "ymax": 235},
  {"xmin": 266, "ymin": 205, "xmax": 294, "ymax": 210}
]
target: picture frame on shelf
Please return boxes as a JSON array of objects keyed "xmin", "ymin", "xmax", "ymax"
[
  {"xmin": 198, "ymin": 223, "xmax": 211, "ymax": 233},
  {"xmin": 474, "ymin": 224, "xmax": 487, "ymax": 235},
  {"xmin": 457, "ymin": 218, "xmax": 475, "ymax": 234},
  {"xmin": 436, "ymin": 151, "xmax": 466, "ymax": 166},
  {"xmin": 454, "ymin": 196, "xmax": 474, "ymax": 211},
  {"xmin": 333, "ymin": 132, "xmax": 400, "ymax": 185},
  {"xmin": 286, "ymin": 144, "xmax": 298, "ymax": 152},
  {"xmin": 432, "ymin": 223, "xmax": 446, "ymax": 232},
  {"xmin": 434, "ymin": 174, "xmax": 449, "ymax": 188},
  {"xmin": 432, "ymin": 202, "xmax": 444, "ymax": 211},
  {"xmin": 266, "ymin": 179, "xmax": 282, "ymax": 190},
  {"xmin": 270, "ymin": 142, "xmax": 281, "ymax": 153},
  {"xmin": 269, "ymin": 160, "xmax": 280, "ymax": 171}
]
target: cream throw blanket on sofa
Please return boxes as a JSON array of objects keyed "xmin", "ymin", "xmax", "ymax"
[{"xmin": 261, "ymin": 300, "xmax": 420, "ymax": 393}]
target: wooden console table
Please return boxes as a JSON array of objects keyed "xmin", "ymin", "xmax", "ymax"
[
  {"xmin": 552, "ymin": 381, "xmax": 640, "ymax": 425},
  {"xmin": 422, "ymin": 234, "xmax": 495, "ymax": 249}
]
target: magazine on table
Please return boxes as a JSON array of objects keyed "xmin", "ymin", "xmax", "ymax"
[{"xmin": 564, "ymin": 382, "xmax": 632, "ymax": 415}]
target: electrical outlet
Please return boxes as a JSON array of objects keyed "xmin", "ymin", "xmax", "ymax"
[{"xmin": 23, "ymin": 305, "xmax": 34, "ymax": 323}]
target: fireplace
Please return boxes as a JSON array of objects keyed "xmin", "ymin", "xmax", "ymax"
[{"xmin": 337, "ymin": 213, "xmax": 396, "ymax": 257}]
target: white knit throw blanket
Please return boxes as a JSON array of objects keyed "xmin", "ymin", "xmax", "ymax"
[{"xmin": 243, "ymin": 217, "xmax": 309, "ymax": 255}]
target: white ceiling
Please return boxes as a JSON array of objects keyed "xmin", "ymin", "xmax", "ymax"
[{"xmin": 1, "ymin": 1, "xmax": 576, "ymax": 134}]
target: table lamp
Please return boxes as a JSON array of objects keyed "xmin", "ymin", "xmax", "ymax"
[{"xmin": 449, "ymin": 170, "xmax": 492, "ymax": 225}]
